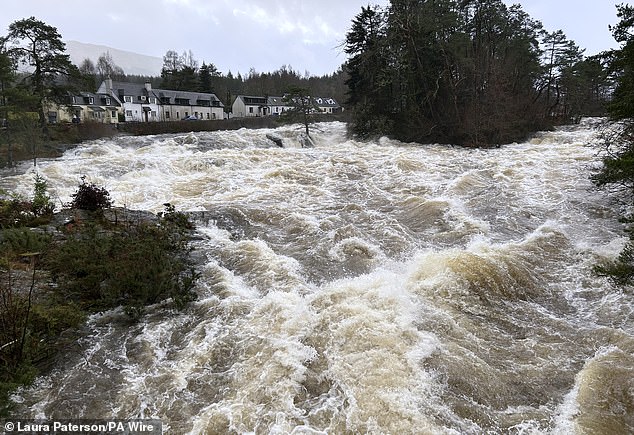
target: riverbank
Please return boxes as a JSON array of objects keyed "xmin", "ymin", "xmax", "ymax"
[{"xmin": 0, "ymin": 187, "xmax": 198, "ymax": 416}]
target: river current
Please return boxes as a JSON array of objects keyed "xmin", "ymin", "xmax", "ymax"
[{"xmin": 2, "ymin": 120, "xmax": 633, "ymax": 434}]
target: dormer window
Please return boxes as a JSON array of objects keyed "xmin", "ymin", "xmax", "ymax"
[
  {"xmin": 124, "ymin": 96, "xmax": 132, "ymax": 103},
  {"xmin": 89, "ymin": 97, "xmax": 94, "ymax": 104},
  {"xmin": 105, "ymin": 97, "xmax": 111, "ymax": 105}
]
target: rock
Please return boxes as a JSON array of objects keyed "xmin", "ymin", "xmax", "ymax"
[{"xmin": 266, "ymin": 133, "xmax": 284, "ymax": 147}]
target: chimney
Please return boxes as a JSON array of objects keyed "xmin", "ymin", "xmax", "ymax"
[
  {"xmin": 144, "ymin": 81, "xmax": 152, "ymax": 92},
  {"xmin": 105, "ymin": 76, "xmax": 113, "ymax": 93}
]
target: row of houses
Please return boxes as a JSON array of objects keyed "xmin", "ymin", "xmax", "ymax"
[
  {"xmin": 47, "ymin": 78, "xmax": 341, "ymax": 124},
  {"xmin": 231, "ymin": 95, "xmax": 341, "ymax": 118}
]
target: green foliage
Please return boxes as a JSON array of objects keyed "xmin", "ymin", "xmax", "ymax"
[
  {"xmin": 344, "ymin": 0, "xmax": 607, "ymax": 145},
  {"xmin": 46, "ymin": 202, "xmax": 197, "ymax": 318},
  {"xmin": 593, "ymin": 5, "xmax": 634, "ymax": 289},
  {"xmin": 0, "ymin": 228, "xmax": 50, "ymax": 258},
  {"xmin": 595, "ymin": 243, "xmax": 634, "ymax": 286},
  {"xmin": 0, "ymin": 180, "xmax": 198, "ymax": 412},
  {"xmin": 68, "ymin": 176, "xmax": 113, "ymax": 211},
  {"xmin": 32, "ymin": 174, "xmax": 54, "ymax": 217},
  {"xmin": 280, "ymin": 86, "xmax": 318, "ymax": 136},
  {"xmin": 6, "ymin": 17, "xmax": 79, "ymax": 129},
  {"xmin": 0, "ymin": 196, "xmax": 32, "ymax": 228},
  {"xmin": 0, "ymin": 363, "xmax": 37, "ymax": 417},
  {"xmin": 0, "ymin": 175, "xmax": 54, "ymax": 228}
]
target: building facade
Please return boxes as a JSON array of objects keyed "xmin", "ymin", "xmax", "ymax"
[
  {"xmin": 47, "ymin": 92, "xmax": 121, "ymax": 124},
  {"xmin": 96, "ymin": 78, "xmax": 224, "ymax": 122},
  {"xmin": 231, "ymin": 94, "xmax": 341, "ymax": 118}
]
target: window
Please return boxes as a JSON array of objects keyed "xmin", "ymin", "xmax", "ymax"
[
  {"xmin": 89, "ymin": 97, "xmax": 94, "ymax": 104},
  {"xmin": 124, "ymin": 96, "xmax": 132, "ymax": 103},
  {"xmin": 105, "ymin": 98, "xmax": 111, "ymax": 105},
  {"xmin": 111, "ymin": 110, "xmax": 116, "ymax": 118},
  {"xmin": 151, "ymin": 111, "xmax": 157, "ymax": 118},
  {"xmin": 166, "ymin": 111, "xmax": 170, "ymax": 119},
  {"xmin": 249, "ymin": 107, "xmax": 253, "ymax": 114},
  {"xmin": 206, "ymin": 113, "xmax": 210, "ymax": 119},
  {"xmin": 176, "ymin": 112, "xmax": 179, "ymax": 119},
  {"xmin": 125, "ymin": 110, "xmax": 132, "ymax": 117}
]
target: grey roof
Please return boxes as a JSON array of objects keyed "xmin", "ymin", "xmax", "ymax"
[
  {"xmin": 237, "ymin": 95, "xmax": 339, "ymax": 107},
  {"xmin": 157, "ymin": 89, "xmax": 223, "ymax": 106},
  {"xmin": 99, "ymin": 81, "xmax": 223, "ymax": 107},
  {"xmin": 68, "ymin": 91, "xmax": 120, "ymax": 107},
  {"xmin": 267, "ymin": 96, "xmax": 287, "ymax": 105},
  {"xmin": 312, "ymin": 97, "xmax": 339, "ymax": 108}
]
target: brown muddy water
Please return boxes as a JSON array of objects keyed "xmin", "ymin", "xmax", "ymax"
[{"xmin": 2, "ymin": 120, "xmax": 633, "ymax": 434}]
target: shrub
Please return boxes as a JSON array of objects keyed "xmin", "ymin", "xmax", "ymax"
[
  {"xmin": 31, "ymin": 174, "xmax": 55, "ymax": 218},
  {"xmin": 68, "ymin": 176, "xmax": 113, "ymax": 211},
  {"xmin": 46, "ymin": 203, "xmax": 198, "ymax": 318}
]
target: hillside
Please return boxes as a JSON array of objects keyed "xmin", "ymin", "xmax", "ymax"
[{"xmin": 65, "ymin": 40, "xmax": 163, "ymax": 77}]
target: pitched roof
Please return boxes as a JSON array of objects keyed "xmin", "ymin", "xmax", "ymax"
[
  {"xmin": 157, "ymin": 89, "xmax": 223, "ymax": 106},
  {"xmin": 98, "ymin": 80, "xmax": 223, "ymax": 107}
]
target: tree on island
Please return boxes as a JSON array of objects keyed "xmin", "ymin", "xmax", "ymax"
[
  {"xmin": 344, "ymin": 0, "xmax": 608, "ymax": 146},
  {"xmin": 281, "ymin": 85, "xmax": 318, "ymax": 138}
]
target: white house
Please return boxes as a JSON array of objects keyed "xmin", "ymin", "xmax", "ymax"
[
  {"xmin": 231, "ymin": 95, "xmax": 268, "ymax": 118},
  {"xmin": 97, "ymin": 78, "xmax": 224, "ymax": 122},
  {"xmin": 313, "ymin": 97, "xmax": 342, "ymax": 114},
  {"xmin": 267, "ymin": 96, "xmax": 292, "ymax": 116},
  {"xmin": 96, "ymin": 80, "xmax": 160, "ymax": 122},
  {"xmin": 231, "ymin": 94, "xmax": 341, "ymax": 118}
]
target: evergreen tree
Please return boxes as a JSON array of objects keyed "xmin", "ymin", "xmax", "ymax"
[
  {"xmin": 343, "ymin": 0, "xmax": 594, "ymax": 146},
  {"xmin": 281, "ymin": 86, "xmax": 318, "ymax": 136},
  {"xmin": 344, "ymin": 5, "xmax": 391, "ymax": 138},
  {"xmin": 593, "ymin": 4, "xmax": 634, "ymax": 286},
  {"xmin": 5, "ymin": 17, "xmax": 79, "ymax": 130}
]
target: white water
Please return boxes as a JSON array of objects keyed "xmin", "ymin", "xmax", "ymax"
[{"xmin": 3, "ymin": 121, "xmax": 633, "ymax": 434}]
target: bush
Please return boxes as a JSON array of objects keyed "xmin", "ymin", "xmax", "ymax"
[
  {"xmin": 46, "ymin": 203, "xmax": 197, "ymax": 318},
  {"xmin": 0, "ymin": 175, "xmax": 55, "ymax": 228},
  {"xmin": 68, "ymin": 176, "xmax": 113, "ymax": 211}
]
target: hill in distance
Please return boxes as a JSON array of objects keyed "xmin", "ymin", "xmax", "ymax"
[{"xmin": 65, "ymin": 40, "xmax": 163, "ymax": 77}]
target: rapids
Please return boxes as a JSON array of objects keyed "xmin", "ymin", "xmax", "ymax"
[{"xmin": 2, "ymin": 120, "xmax": 633, "ymax": 434}]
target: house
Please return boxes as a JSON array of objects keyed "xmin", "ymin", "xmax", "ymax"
[
  {"xmin": 313, "ymin": 97, "xmax": 341, "ymax": 114},
  {"xmin": 96, "ymin": 78, "xmax": 224, "ymax": 122},
  {"xmin": 97, "ymin": 79, "xmax": 160, "ymax": 122},
  {"xmin": 231, "ymin": 95, "xmax": 269, "ymax": 118},
  {"xmin": 157, "ymin": 89, "xmax": 224, "ymax": 121},
  {"xmin": 231, "ymin": 94, "xmax": 341, "ymax": 118},
  {"xmin": 47, "ymin": 91, "xmax": 121, "ymax": 124},
  {"xmin": 267, "ymin": 96, "xmax": 292, "ymax": 116}
]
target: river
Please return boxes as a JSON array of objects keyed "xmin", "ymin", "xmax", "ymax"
[{"xmin": 2, "ymin": 120, "xmax": 633, "ymax": 434}]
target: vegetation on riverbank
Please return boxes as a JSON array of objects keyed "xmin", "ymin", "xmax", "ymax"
[
  {"xmin": 344, "ymin": 1, "xmax": 609, "ymax": 146},
  {"xmin": 0, "ymin": 177, "xmax": 197, "ymax": 416},
  {"xmin": 592, "ymin": 5, "xmax": 634, "ymax": 290}
]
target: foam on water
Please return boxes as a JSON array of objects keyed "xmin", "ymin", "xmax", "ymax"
[{"xmin": 4, "ymin": 121, "xmax": 634, "ymax": 434}]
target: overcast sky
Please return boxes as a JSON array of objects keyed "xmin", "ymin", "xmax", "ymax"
[{"xmin": 0, "ymin": 0, "xmax": 622, "ymax": 77}]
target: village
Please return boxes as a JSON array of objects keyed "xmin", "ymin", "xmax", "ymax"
[{"xmin": 47, "ymin": 77, "xmax": 342, "ymax": 125}]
